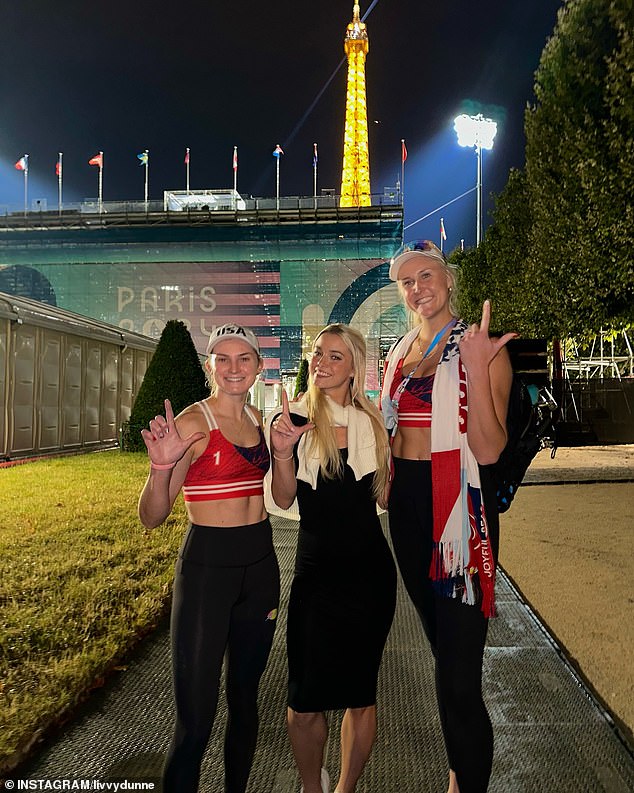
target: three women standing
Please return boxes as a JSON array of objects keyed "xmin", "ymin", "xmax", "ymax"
[{"xmin": 137, "ymin": 262, "xmax": 512, "ymax": 792}]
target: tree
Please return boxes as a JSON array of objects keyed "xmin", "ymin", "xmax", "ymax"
[
  {"xmin": 451, "ymin": 244, "xmax": 491, "ymax": 326},
  {"xmin": 123, "ymin": 320, "xmax": 208, "ymax": 451},
  {"xmin": 524, "ymin": 0, "xmax": 634, "ymax": 338},
  {"xmin": 294, "ymin": 358, "xmax": 309, "ymax": 397},
  {"xmin": 451, "ymin": 171, "xmax": 538, "ymax": 336},
  {"xmin": 480, "ymin": 168, "xmax": 543, "ymax": 336}
]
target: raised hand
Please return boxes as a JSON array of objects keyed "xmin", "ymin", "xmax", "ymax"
[
  {"xmin": 459, "ymin": 299, "xmax": 517, "ymax": 371},
  {"xmin": 269, "ymin": 390, "xmax": 313, "ymax": 458},
  {"xmin": 140, "ymin": 399, "xmax": 205, "ymax": 468}
]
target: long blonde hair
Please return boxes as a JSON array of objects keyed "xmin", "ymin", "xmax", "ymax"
[{"xmin": 304, "ymin": 323, "xmax": 390, "ymax": 501}]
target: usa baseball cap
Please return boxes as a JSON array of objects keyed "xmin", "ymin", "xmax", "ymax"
[{"xmin": 205, "ymin": 324, "xmax": 260, "ymax": 356}]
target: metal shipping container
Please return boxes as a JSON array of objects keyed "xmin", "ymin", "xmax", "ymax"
[{"xmin": 0, "ymin": 292, "xmax": 156, "ymax": 460}]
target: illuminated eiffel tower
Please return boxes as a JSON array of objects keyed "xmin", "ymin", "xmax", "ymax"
[{"xmin": 340, "ymin": 3, "xmax": 371, "ymax": 207}]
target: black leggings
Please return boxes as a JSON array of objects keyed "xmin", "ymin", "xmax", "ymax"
[
  {"xmin": 163, "ymin": 520, "xmax": 280, "ymax": 793},
  {"xmin": 388, "ymin": 459, "xmax": 493, "ymax": 793}
]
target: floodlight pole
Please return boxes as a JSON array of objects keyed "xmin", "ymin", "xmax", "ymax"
[
  {"xmin": 453, "ymin": 113, "xmax": 497, "ymax": 247},
  {"xmin": 476, "ymin": 142, "xmax": 482, "ymax": 246}
]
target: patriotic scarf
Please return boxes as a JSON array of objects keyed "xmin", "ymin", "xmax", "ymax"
[{"xmin": 381, "ymin": 320, "xmax": 496, "ymax": 617}]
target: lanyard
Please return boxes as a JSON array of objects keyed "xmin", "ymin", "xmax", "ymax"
[{"xmin": 390, "ymin": 318, "xmax": 456, "ymax": 415}]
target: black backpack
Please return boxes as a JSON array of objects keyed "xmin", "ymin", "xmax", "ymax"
[{"xmin": 486, "ymin": 371, "xmax": 558, "ymax": 513}]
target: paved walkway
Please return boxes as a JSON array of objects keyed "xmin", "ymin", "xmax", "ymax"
[{"xmin": 14, "ymin": 498, "xmax": 634, "ymax": 792}]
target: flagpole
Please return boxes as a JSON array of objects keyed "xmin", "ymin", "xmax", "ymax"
[
  {"xmin": 98, "ymin": 151, "xmax": 103, "ymax": 214},
  {"xmin": 233, "ymin": 146, "xmax": 238, "ymax": 209},
  {"xmin": 401, "ymin": 139, "xmax": 406, "ymax": 208},
  {"xmin": 24, "ymin": 155, "xmax": 29, "ymax": 217},
  {"xmin": 58, "ymin": 152, "xmax": 63, "ymax": 215},
  {"xmin": 313, "ymin": 143, "xmax": 318, "ymax": 210},
  {"xmin": 185, "ymin": 148, "xmax": 190, "ymax": 193},
  {"xmin": 272, "ymin": 145, "xmax": 283, "ymax": 209},
  {"xmin": 440, "ymin": 216, "xmax": 444, "ymax": 253},
  {"xmin": 144, "ymin": 150, "xmax": 149, "ymax": 210}
]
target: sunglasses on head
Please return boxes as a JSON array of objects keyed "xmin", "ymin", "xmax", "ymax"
[{"xmin": 400, "ymin": 239, "xmax": 444, "ymax": 256}]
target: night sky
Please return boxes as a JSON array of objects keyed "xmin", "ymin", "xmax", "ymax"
[{"xmin": 0, "ymin": 0, "xmax": 562, "ymax": 248}]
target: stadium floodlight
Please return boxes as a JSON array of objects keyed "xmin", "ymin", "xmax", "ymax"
[{"xmin": 453, "ymin": 113, "xmax": 498, "ymax": 246}]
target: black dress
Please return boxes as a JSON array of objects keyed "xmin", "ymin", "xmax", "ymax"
[{"xmin": 287, "ymin": 442, "xmax": 397, "ymax": 713}]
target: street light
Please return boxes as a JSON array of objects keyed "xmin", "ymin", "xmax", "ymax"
[{"xmin": 453, "ymin": 113, "xmax": 497, "ymax": 246}]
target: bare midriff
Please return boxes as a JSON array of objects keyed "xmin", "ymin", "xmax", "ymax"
[
  {"xmin": 391, "ymin": 425, "xmax": 431, "ymax": 461},
  {"xmin": 185, "ymin": 495, "xmax": 267, "ymax": 528}
]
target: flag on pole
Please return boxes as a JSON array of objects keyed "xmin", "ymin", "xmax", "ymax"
[
  {"xmin": 312, "ymin": 143, "xmax": 318, "ymax": 201},
  {"xmin": 16, "ymin": 154, "xmax": 29, "ymax": 216},
  {"xmin": 89, "ymin": 151, "xmax": 104, "ymax": 211},
  {"xmin": 184, "ymin": 148, "xmax": 190, "ymax": 165},
  {"xmin": 400, "ymin": 140, "xmax": 407, "ymax": 207},
  {"xmin": 232, "ymin": 146, "xmax": 238, "ymax": 204},
  {"xmin": 440, "ymin": 217, "xmax": 447, "ymax": 242},
  {"xmin": 138, "ymin": 150, "xmax": 149, "ymax": 205},
  {"xmin": 272, "ymin": 144, "xmax": 284, "ymax": 159},
  {"xmin": 56, "ymin": 153, "xmax": 63, "ymax": 214}
]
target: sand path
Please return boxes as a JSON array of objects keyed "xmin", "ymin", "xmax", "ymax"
[{"xmin": 499, "ymin": 445, "xmax": 633, "ymax": 743}]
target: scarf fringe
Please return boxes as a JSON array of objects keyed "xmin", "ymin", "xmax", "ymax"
[{"xmin": 430, "ymin": 541, "xmax": 496, "ymax": 618}]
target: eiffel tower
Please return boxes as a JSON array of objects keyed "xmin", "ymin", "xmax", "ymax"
[{"xmin": 340, "ymin": 3, "xmax": 371, "ymax": 207}]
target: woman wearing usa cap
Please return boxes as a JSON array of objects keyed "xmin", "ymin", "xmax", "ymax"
[
  {"xmin": 380, "ymin": 241, "xmax": 515, "ymax": 793},
  {"xmin": 138, "ymin": 323, "xmax": 279, "ymax": 793}
]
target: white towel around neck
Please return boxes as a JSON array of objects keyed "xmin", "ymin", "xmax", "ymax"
[{"xmin": 271, "ymin": 395, "xmax": 378, "ymax": 490}]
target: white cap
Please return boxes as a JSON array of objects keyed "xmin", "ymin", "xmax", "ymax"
[
  {"xmin": 206, "ymin": 324, "xmax": 260, "ymax": 356},
  {"xmin": 389, "ymin": 240, "xmax": 447, "ymax": 281}
]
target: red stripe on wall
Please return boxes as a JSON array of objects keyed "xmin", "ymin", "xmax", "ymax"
[{"xmin": 209, "ymin": 294, "xmax": 280, "ymax": 306}]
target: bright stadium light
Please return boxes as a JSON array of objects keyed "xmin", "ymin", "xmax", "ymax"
[{"xmin": 453, "ymin": 113, "xmax": 497, "ymax": 246}]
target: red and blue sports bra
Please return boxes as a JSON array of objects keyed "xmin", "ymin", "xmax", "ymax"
[
  {"xmin": 182, "ymin": 402, "xmax": 270, "ymax": 502},
  {"xmin": 389, "ymin": 359, "xmax": 434, "ymax": 428}
]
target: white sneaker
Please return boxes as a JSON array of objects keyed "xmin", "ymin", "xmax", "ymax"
[{"xmin": 300, "ymin": 767, "xmax": 330, "ymax": 793}]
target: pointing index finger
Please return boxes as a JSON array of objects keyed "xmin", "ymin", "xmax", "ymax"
[
  {"xmin": 281, "ymin": 389, "xmax": 290, "ymax": 416},
  {"xmin": 480, "ymin": 299, "xmax": 491, "ymax": 333}
]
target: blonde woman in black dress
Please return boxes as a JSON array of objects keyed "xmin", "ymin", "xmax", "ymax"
[{"xmin": 269, "ymin": 324, "xmax": 395, "ymax": 793}]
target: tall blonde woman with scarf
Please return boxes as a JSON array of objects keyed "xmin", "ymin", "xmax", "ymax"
[
  {"xmin": 269, "ymin": 324, "xmax": 395, "ymax": 793},
  {"xmin": 380, "ymin": 241, "xmax": 515, "ymax": 793}
]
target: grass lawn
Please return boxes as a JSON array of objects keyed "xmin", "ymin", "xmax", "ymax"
[{"xmin": 0, "ymin": 450, "xmax": 185, "ymax": 773}]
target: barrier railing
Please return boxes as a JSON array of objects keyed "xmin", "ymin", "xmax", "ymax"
[{"xmin": 0, "ymin": 193, "xmax": 403, "ymax": 230}]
